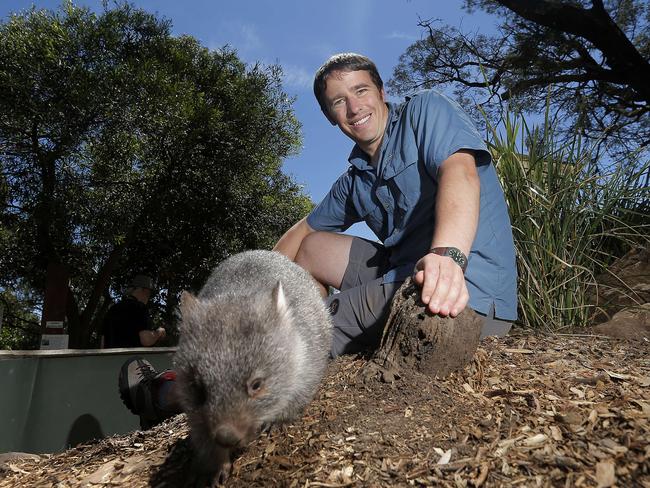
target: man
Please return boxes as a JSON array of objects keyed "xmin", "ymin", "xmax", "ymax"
[
  {"xmin": 102, "ymin": 274, "xmax": 167, "ymax": 348},
  {"xmin": 119, "ymin": 53, "xmax": 517, "ymax": 426},
  {"xmin": 274, "ymin": 53, "xmax": 517, "ymax": 356}
]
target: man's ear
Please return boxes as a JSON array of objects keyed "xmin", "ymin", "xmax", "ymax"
[{"xmin": 380, "ymin": 87, "xmax": 386, "ymax": 102}]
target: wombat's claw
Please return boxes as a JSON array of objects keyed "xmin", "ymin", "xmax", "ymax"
[{"xmin": 212, "ymin": 467, "xmax": 229, "ymax": 487}]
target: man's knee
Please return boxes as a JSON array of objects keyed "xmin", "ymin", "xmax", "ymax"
[
  {"xmin": 295, "ymin": 231, "xmax": 331, "ymax": 267},
  {"xmin": 295, "ymin": 231, "xmax": 353, "ymax": 290}
]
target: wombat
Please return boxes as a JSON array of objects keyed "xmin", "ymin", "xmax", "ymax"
[{"xmin": 173, "ymin": 250, "xmax": 333, "ymax": 486}]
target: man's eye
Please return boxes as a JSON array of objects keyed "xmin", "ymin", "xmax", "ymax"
[{"xmin": 332, "ymin": 99, "xmax": 344, "ymax": 107}]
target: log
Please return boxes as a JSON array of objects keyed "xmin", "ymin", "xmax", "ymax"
[{"xmin": 370, "ymin": 278, "xmax": 482, "ymax": 380}]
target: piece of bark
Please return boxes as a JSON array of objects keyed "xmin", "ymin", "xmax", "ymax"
[{"xmin": 371, "ymin": 278, "xmax": 482, "ymax": 379}]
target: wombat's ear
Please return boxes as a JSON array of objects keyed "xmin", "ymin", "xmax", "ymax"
[
  {"xmin": 180, "ymin": 291, "xmax": 199, "ymax": 314},
  {"xmin": 271, "ymin": 281, "xmax": 289, "ymax": 318}
]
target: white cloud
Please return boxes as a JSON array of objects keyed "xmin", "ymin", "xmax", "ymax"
[
  {"xmin": 239, "ymin": 23, "xmax": 261, "ymax": 51},
  {"xmin": 386, "ymin": 31, "xmax": 418, "ymax": 42},
  {"xmin": 280, "ymin": 64, "xmax": 313, "ymax": 90}
]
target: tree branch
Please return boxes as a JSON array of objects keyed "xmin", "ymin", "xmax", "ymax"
[{"xmin": 494, "ymin": 0, "xmax": 650, "ymax": 101}]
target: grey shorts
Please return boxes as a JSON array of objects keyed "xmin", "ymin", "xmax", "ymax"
[
  {"xmin": 325, "ymin": 237, "xmax": 512, "ymax": 357},
  {"xmin": 477, "ymin": 304, "xmax": 513, "ymax": 339},
  {"xmin": 325, "ymin": 238, "xmax": 399, "ymax": 357}
]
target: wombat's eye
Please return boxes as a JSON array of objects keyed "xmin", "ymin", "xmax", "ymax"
[{"xmin": 247, "ymin": 377, "xmax": 265, "ymax": 398}]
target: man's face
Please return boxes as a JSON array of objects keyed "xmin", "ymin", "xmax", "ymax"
[
  {"xmin": 323, "ymin": 70, "xmax": 388, "ymax": 159},
  {"xmin": 133, "ymin": 287, "xmax": 151, "ymax": 304}
]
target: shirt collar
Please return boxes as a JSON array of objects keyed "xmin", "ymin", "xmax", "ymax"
[{"xmin": 347, "ymin": 101, "xmax": 401, "ymax": 171}]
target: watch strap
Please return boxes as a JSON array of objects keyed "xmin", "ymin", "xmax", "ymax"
[{"xmin": 429, "ymin": 246, "xmax": 468, "ymax": 273}]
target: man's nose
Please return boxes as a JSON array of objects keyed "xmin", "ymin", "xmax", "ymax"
[{"xmin": 347, "ymin": 97, "xmax": 362, "ymax": 115}]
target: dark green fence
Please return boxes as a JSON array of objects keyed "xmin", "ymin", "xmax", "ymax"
[{"xmin": 0, "ymin": 348, "xmax": 175, "ymax": 454}]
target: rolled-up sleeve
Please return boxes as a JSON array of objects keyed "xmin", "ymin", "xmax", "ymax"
[
  {"xmin": 307, "ymin": 170, "xmax": 361, "ymax": 232},
  {"xmin": 409, "ymin": 91, "xmax": 491, "ymax": 175}
]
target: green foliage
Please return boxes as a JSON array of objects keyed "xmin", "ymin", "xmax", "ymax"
[
  {"xmin": 0, "ymin": 3, "xmax": 310, "ymax": 347},
  {"xmin": 0, "ymin": 288, "xmax": 40, "ymax": 350},
  {"xmin": 488, "ymin": 108, "xmax": 649, "ymax": 331}
]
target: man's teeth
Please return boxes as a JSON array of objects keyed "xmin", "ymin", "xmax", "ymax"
[{"xmin": 353, "ymin": 114, "xmax": 370, "ymax": 126}]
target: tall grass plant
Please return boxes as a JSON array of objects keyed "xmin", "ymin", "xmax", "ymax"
[{"xmin": 487, "ymin": 108, "xmax": 649, "ymax": 331}]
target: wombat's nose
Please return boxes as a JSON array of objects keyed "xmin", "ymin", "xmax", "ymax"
[{"xmin": 214, "ymin": 424, "xmax": 245, "ymax": 448}]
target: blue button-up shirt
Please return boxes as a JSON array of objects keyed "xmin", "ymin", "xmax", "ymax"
[{"xmin": 307, "ymin": 90, "xmax": 518, "ymax": 320}]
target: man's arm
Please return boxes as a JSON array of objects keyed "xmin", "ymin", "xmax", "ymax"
[
  {"xmin": 414, "ymin": 150, "xmax": 480, "ymax": 317},
  {"xmin": 273, "ymin": 216, "xmax": 316, "ymax": 261}
]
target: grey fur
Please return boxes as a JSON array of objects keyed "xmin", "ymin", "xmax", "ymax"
[{"xmin": 173, "ymin": 250, "xmax": 332, "ymax": 484}]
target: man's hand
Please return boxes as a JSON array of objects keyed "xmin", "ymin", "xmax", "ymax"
[
  {"xmin": 156, "ymin": 327, "xmax": 167, "ymax": 341},
  {"xmin": 139, "ymin": 327, "xmax": 167, "ymax": 347},
  {"xmin": 413, "ymin": 252, "xmax": 469, "ymax": 317}
]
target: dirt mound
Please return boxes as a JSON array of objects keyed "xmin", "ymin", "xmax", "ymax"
[
  {"xmin": 2, "ymin": 334, "xmax": 648, "ymax": 487},
  {"xmin": 593, "ymin": 303, "xmax": 650, "ymax": 340},
  {"xmin": 590, "ymin": 245, "xmax": 650, "ymax": 341},
  {"xmin": 591, "ymin": 245, "xmax": 650, "ymax": 321}
]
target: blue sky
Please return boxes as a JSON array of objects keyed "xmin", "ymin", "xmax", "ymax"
[{"xmin": 2, "ymin": 0, "xmax": 498, "ymax": 239}]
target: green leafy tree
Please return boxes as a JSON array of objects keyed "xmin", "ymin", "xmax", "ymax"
[
  {"xmin": 389, "ymin": 0, "xmax": 650, "ymax": 157},
  {"xmin": 0, "ymin": 3, "xmax": 311, "ymax": 348}
]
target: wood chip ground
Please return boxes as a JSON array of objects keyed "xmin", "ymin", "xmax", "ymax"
[{"xmin": 1, "ymin": 334, "xmax": 649, "ymax": 487}]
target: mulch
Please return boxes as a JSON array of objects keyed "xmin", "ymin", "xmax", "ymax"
[{"xmin": 1, "ymin": 333, "xmax": 648, "ymax": 487}]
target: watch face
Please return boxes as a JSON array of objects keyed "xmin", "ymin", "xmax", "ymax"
[{"xmin": 448, "ymin": 248, "xmax": 462, "ymax": 261}]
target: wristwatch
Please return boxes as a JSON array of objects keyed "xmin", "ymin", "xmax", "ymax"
[{"xmin": 429, "ymin": 247, "xmax": 468, "ymax": 273}]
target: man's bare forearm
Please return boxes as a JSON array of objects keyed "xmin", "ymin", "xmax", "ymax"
[
  {"xmin": 430, "ymin": 151, "xmax": 480, "ymax": 255},
  {"xmin": 414, "ymin": 150, "xmax": 481, "ymax": 316}
]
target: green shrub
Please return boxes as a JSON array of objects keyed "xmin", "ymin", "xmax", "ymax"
[{"xmin": 487, "ymin": 109, "xmax": 649, "ymax": 331}]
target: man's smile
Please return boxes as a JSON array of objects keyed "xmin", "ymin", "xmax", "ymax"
[{"xmin": 351, "ymin": 114, "xmax": 371, "ymax": 127}]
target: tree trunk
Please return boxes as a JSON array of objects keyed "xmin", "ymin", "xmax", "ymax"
[
  {"xmin": 65, "ymin": 290, "xmax": 82, "ymax": 348},
  {"xmin": 371, "ymin": 278, "xmax": 482, "ymax": 380}
]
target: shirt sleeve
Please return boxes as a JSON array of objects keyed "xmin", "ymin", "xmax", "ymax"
[
  {"xmin": 409, "ymin": 91, "xmax": 491, "ymax": 175},
  {"xmin": 307, "ymin": 169, "xmax": 362, "ymax": 232}
]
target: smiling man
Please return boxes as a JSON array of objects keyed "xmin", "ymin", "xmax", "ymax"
[{"xmin": 273, "ymin": 53, "xmax": 518, "ymax": 357}]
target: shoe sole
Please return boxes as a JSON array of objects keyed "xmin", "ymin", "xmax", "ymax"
[{"xmin": 118, "ymin": 356, "xmax": 140, "ymax": 416}]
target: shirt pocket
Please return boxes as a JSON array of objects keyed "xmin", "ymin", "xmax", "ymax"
[
  {"xmin": 386, "ymin": 159, "xmax": 423, "ymax": 226},
  {"xmin": 353, "ymin": 192, "xmax": 386, "ymax": 239}
]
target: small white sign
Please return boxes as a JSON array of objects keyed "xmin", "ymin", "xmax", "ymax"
[
  {"xmin": 40, "ymin": 334, "xmax": 69, "ymax": 350},
  {"xmin": 45, "ymin": 321, "xmax": 64, "ymax": 330}
]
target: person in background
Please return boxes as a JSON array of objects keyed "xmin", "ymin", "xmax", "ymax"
[{"xmin": 102, "ymin": 275, "xmax": 167, "ymax": 348}]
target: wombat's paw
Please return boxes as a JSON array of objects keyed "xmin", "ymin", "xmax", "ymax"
[{"xmin": 259, "ymin": 422, "xmax": 276, "ymax": 436}]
